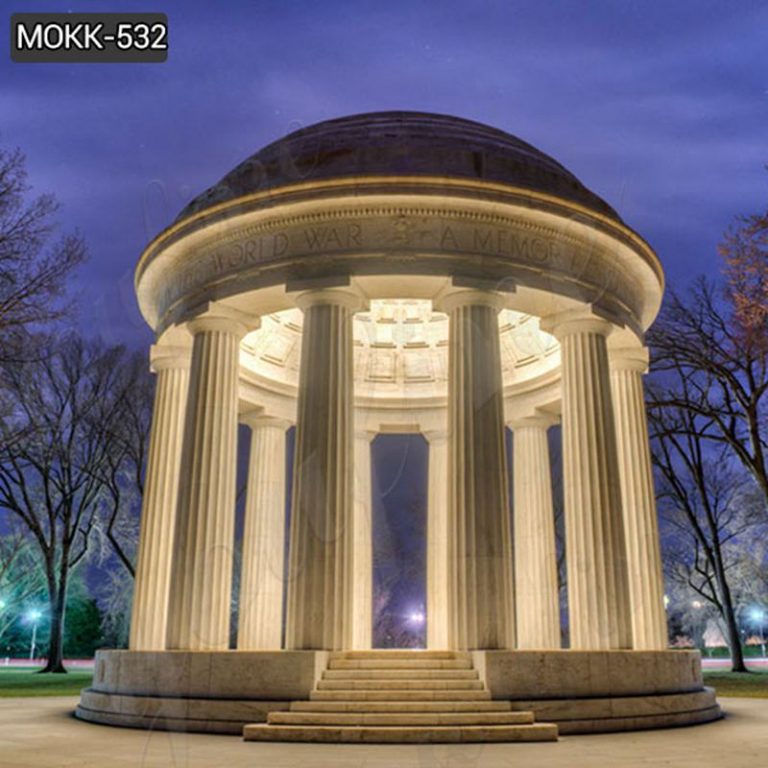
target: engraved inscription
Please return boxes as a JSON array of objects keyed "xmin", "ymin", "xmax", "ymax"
[{"xmin": 151, "ymin": 210, "xmax": 638, "ymax": 324}]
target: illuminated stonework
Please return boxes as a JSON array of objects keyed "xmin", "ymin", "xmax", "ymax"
[
  {"xmin": 241, "ymin": 300, "xmax": 559, "ymax": 397},
  {"xmin": 77, "ymin": 111, "xmax": 721, "ymax": 740}
]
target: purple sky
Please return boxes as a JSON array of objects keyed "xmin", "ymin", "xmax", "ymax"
[{"xmin": 2, "ymin": 0, "xmax": 767, "ymax": 346}]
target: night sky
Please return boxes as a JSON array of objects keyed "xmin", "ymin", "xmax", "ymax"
[
  {"xmin": 3, "ymin": 2, "xmax": 767, "ymax": 643},
  {"xmin": 3, "ymin": 0, "xmax": 767, "ymax": 345}
]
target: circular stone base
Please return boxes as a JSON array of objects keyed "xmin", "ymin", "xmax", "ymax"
[{"xmin": 75, "ymin": 649, "xmax": 721, "ymax": 736}]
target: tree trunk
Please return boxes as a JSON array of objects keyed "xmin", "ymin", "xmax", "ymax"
[
  {"xmin": 714, "ymin": 559, "xmax": 748, "ymax": 673},
  {"xmin": 39, "ymin": 560, "xmax": 68, "ymax": 674}
]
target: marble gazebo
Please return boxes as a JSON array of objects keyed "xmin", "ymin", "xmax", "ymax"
[{"xmin": 77, "ymin": 112, "xmax": 720, "ymax": 742}]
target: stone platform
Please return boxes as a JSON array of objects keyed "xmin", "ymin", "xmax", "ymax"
[{"xmin": 75, "ymin": 649, "xmax": 722, "ymax": 738}]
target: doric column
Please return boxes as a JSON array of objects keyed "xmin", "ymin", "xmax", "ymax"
[
  {"xmin": 350, "ymin": 429, "xmax": 374, "ymax": 650},
  {"xmin": 237, "ymin": 414, "xmax": 290, "ymax": 650},
  {"xmin": 543, "ymin": 312, "xmax": 632, "ymax": 650},
  {"xmin": 610, "ymin": 347, "xmax": 668, "ymax": 650},
  {"xmin": 511, "ymin": 415, "xmax": 561, "ymax": 649},
  {"xmin": 129, "ymin": 345, "xmax": 190, "ymax": 650},
  {"xmin": 166, "ymin": 305, "xmax": 256, "ymax": 650},
  {"xmin": 285, "ymin": 287, "xmax": 365, "ymax": 650},
  {"xmin": 425, "ymin": 430, "xmax": 450, "ymax": 649},
  {"xmin": 439, "ymin": 289, "xmax": 514, "ymax": 650}
]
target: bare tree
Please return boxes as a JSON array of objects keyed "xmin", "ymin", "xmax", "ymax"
[
  {"xmin": 93, "ymin": 351, "xmax": 153, "ymax": 577},
  {"xmin": 0, "ymin": 146, "xmax": 85, "ymax": 356},
  {"xmin": 647, "ymin": 210, "xmax": 768, "ymax": 508},
  {"xmin": 0, "ymin": 335, "xmax": 138, "ymax": 672},
  {"xmin": 648, "ymin": 387, "xmax": 762, "ymax": 672}
]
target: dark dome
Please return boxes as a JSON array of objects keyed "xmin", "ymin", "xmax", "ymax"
[{"xmin": 178, "ymin": 111, "xmax": 621, "ymax": 223}]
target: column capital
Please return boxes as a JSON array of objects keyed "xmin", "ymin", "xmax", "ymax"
[
  {"xmin": 354, "ymin": 428, "xmax": 377, "ymax": 443},
  {"xmin": 508, "ymin": 413, "xmax": 560, "ymax": 431},
  {"xmin": 609, "ymin": 346, "xmax": 650, "ymax": 374},
  {"xmin": 149, "ymin": 344, "xmax": 191, "ymax": 373},
  {"xmin": 423, "ymin": 429, "xmax": 448, "ymax": 444},
  {"xmin": 241, "ymin": 411, "xmax": 292, "ymax": 431},
  {"xmin": 433, "ymin": 287, "xmax": 506, "ymax": 314},
  {"xmin": 540, "ymin": 309, "xmax": 616, "ymax": 340},
  {"xmin": 187, "ymin": 301, "xmax": 261, "ymax": 338},
  {"xmin": 295, "ymin": 286, "xmax": 368, "ymax": 312}
]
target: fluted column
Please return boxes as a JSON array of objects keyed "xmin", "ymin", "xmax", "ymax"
[
  {"xmin": 440, "ymin": 289, "xmax": 514, "ymax": 650},
  {"xmin": 544, "ymin": 312, "xmax": 631, "ymax": 650},
  {"xmin": 610, "ymin": 347, "xmax": 668, "ymax": 650},
  {"xmin": 350, "ymin": 430, "xmax": 374, "ymax": 649},
  {"xmin": 166, "ymin": 306, "xmax": 256, "ymax": 650},
  {"xmin": 129, "ymin": 345, "xmax": 190, "ymax": 650},
  {"xmin": 285, "ymin": 287, "xmax": 365, "ymax": 650},
  {"xmin": 425, "ymin": 430, "xmax": 450, "ymax": 649},
  {"xmin": 237, "ymin": 415, "xmax": 290, "ymax": 650},
  {"xmin": 511, "ymin": 415, "xmax": 561, "ymax": 649}
]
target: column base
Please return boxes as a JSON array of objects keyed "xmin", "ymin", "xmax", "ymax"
[
  {"xmin": 473, "ymin": 649, "xmax": 721, "ymax": 734},
  {"xmin": 76, "ymin": 649, "xmax": 327, "ymax": 734},
  {"xmin": 76, "ymin": 649, "xmax": 721, "ymax": 736}
]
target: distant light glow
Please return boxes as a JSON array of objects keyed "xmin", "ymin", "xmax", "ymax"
[
  {"xmin": 750, "ymin": 608, "xmax": 765, "ymax": 622},
  {"xmin": 691, "ymin": 600, "xmax": 703, "ymax": 610},
  {"xmin": 407, "ymin": 611, "xmax": 425, "ymax": 625},
  {"xmin": 26, "ymin": 609, "xmax": 42, "ymax": 622}
]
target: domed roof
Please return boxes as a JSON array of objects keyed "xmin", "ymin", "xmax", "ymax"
[{"xmin": 177, "ymin": 111, "xmax": 620, "ymax": 223}]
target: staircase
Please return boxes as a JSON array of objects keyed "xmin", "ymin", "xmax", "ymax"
[{"xmin": 243, "ymin": 650, "xmax": 558, "ymax": 743}]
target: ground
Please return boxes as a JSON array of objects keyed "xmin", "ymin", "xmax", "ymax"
[
  {"xmin": 1, "ymin": 665, "xmax": 766, "ymax": 766},
  {"xmin": 0, "ymin": 696, "xmax": 767, "ymax": 767}
]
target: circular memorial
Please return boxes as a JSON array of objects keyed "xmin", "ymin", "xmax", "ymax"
[{"xmin": 77, "ymin": 112, "xmax": 720, "ymax": 741}]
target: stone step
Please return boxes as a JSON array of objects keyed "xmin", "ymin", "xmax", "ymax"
[
  {"xmin": 243, "ymin": 723, "xmax": 559, "ymax": 743},
  {"xmin": 311, "ymin": 689, "xmax": 492, "ymax": 701},
  {"xmin": 329, "ymin": 650, "xmax": 466, "ymax": 660},
  {"xmin": 291, "ymin": 699, "xmax": 512, "ymax": 713},
  {"xmin": 328, "ymin": 658, "xmax": 473, "ymax": 670},
  {"xmin": 317, "ymin": 678, "xmax": 484, "ymax": 691},
  {"xmin": 268, "ymin": 711, "xmax": 534, "ymax": 726},
  {"xmin": 323, "ymin": 668, "xmax": 479, "ymax": 681}
]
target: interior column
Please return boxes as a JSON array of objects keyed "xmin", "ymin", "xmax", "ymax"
[
  {"xmin": 511, "ymin": 415, "xmax": 561, "ymax": 649},
  {"xmin": 129, "ymin": 345, "xmax": 190, "ymax": 650},
  {"xmin": 441, "ymin": 289, "xmax": 514, "ymax": 650},
  {"xmin": 237, "ymin": 415, "xmax": 290, "ymax": 650},
  {"xmin": 544, "ymin": 313, "xmax": 632, "ymax": 650},
  {"xmin": 285, "ymin": 287, "xmax": 364, "ymax": 650},
  {"xmin": 166, "ymin": 306, "xmax": 254, "ymax": 650},
  {"xmin": 425, "ymin": 429, "xmax": 450, "ymax": 649},
  {"xmin": 350, "ymin": 429, "xmax": 374, "ymax": 649},
  {"xmin": 610, "ymin": 347, "xmax": 668, "ymax": 650}
]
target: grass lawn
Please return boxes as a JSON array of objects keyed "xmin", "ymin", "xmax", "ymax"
[
  {"xmin": 703, "ymin": 669, "xmax": 768, "ymax": 698},
  {"xmin": 0, "ymin": 667, "xmax": 93, "ymax": 697}
]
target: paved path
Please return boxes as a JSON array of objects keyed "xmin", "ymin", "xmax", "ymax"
[{"xmin": 0, "ymin": 696, "xmax": 766, "ymax": 767}]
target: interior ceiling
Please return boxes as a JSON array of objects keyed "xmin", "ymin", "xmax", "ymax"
[{"xmin": 240, "ymin": 299, "xmax": 559, "ymax": 397}]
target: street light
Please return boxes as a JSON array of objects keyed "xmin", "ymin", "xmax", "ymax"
[
  {"xmin": 26, "ymin": 609, "xmax": 42, "ymax": 662},
  {"xmin": 690, "ymin": 600, "xmax": 705, "ymax": 653},
  {"xmin": 750, "ymin": 608, "xmax": 766, "ymax": 658}
]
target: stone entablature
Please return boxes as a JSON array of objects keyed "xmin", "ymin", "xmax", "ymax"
[{"xmin": 136, "ymin": 179, "xmax": 663, "ymax": 337}]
